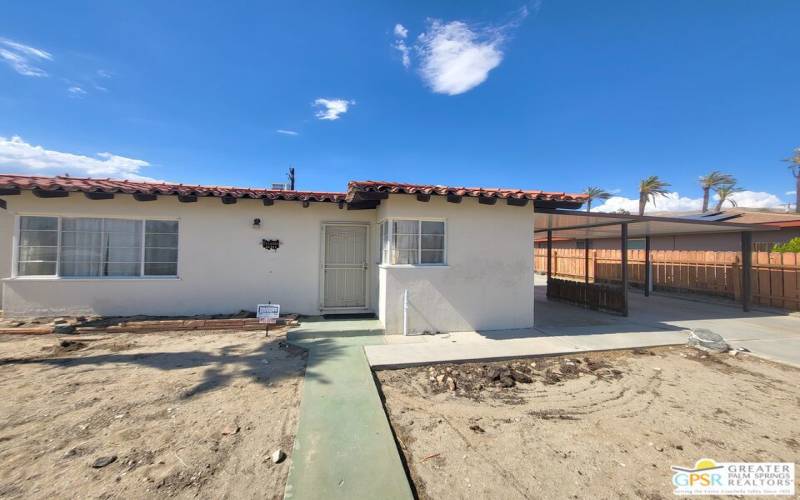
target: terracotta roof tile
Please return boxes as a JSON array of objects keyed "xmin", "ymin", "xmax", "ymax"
[
  {"xmin": 0, "ymin": 174, "xmax": 589, "ymax": 206},
  {"xmin": 0, "ymin": 174, "xmax": 345, "ymax": 202},
  {"xmin": 347, "ymin": 180, "xmax": 589, "ymax": 202}
]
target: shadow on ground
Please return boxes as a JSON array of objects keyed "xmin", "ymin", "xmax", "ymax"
[{"xmin": 0, "ymin": 334, "xmax": 349, "ymax": 399}]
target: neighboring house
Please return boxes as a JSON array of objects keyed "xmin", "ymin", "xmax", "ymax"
[
  {"xmin": 535, "ymin": 208, "xmax": 800, "ymax": 252},
  {"xmin": 0, "ymin": 174, "xmax": 586, "ymax": 334}
]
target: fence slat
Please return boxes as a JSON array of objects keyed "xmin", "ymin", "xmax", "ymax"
[{"xmin": 534, "ymin": 247, "xmax": 800, "ymax": 311}]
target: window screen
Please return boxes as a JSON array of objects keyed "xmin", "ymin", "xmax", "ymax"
[{"xmin": 17, "ymin": 216, "xmax": 178, "ymax": 278}]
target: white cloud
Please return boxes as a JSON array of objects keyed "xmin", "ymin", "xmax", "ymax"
[
  {"xmin": 394, "ymin": 24, "xmax": 408, "ymax": 39},
  {"xmin": 411, "ymin": 8, "xmax": 527, "ymax": 96},
  {"xmin": 313, "ymin": 98, "xmax": 355, "ymax": 121},
  {"xmin": 67, "ymin": 85, "xmax": 87, "ymax": 98},
  {"xmin": 729, "ymin": 190, "xmax": 785, "ymax": 209},
  {"xmin": 0, "ymin": 135, "xmax": 158, "ymax": 182},
  {"xmin": 594, "ymin": 191, "xmax": 786, "ymax": 214},
  {"xmin": 415, "ymin": 20, "xmax": 503, "ymax": 95},
  {"xmin": 0, "ymin": 38, "xmax": 51, "ymax": 77},
  {"xmin": 96, "ymin": 69, "xmax": 112, "ymax": 79},
  {"xmin": 786, "ymin": 190, "xmax": 796, "ymax": 196},
  {"xmin": 392, "ymin": 23, "xmax": 411, "ymax": 68},
  {"xmin": 276, "ymin": 129, "xmax": 299, "ymax": 136},
  {"xmin": 394, "ymin": 39, "xmax": 411, "ymax": 69}
]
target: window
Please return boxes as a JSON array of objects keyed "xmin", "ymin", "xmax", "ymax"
[
  {"xmin": 145, "ymin": 220, "xmax": 179, "ymax": 276},
  {"xmin": 16, "ymin": 216, "xmax": 178, "ymax": 278},
  {"xmin": 18, "ymin": 216, "xmax": 58, "ymax": 276},
  {"xmin": 379, "ymin": 219, "xmax": 445, "ymax": 265}
]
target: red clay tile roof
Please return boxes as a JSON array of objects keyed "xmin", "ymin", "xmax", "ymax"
[
  {"xmin": 347, "ymin": 180, "xmax": 589, "ymax": 202},
  {"xmin": 0, "ymin": 174, "xmax": 589, "ymax": 205},
  {"xmin": 0, "ymin": 174, "xmax": 345, "ymax": 202}
]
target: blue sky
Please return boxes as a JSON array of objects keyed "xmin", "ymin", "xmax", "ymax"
[{"xmin": 0, "ymin": 1, "xmax": 798, "ymax": 211}]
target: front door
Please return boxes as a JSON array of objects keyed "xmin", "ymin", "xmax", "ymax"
[{"xmin": 322, "ymin": 224, "xmax": 368, "ymax": 309}]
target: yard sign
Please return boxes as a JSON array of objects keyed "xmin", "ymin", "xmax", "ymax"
[{"xmin": 257, "ymin": 304, "xmax": 280, "ymax": 324}]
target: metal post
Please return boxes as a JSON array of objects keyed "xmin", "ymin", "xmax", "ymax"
[
  {"xmin": 644, "ymin": 235, "xmax": 651, "ymax": 297},
  {"xmin": 546, "ymin": 229, "xmax": 553, "ymax": 298},
  {"xmin": 584, "ymin": 239, "xmax": 590, "ymax": 285},
  {"xmin": 621, "ymin": 223, "xmax": 629, "ymax": 316},
  {"xmin": 741, "ymin": 232, "xmax": 752, "ymax": 312}
]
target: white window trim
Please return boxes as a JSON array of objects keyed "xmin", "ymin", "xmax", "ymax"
[
  {"xmin": 11, "ymin": 214, "xmax": 180, "ymax": 280},
  {"xmin": 378, "ymin": 217, "xmax": 447, "ymax": 267}
]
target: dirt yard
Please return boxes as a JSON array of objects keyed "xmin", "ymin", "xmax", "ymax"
[
  {"xmin": 0, "ymin": 328, "xmax": 306, "ymax": 499},
  {"xmin": 376, "ymin": 346, "xmax": 800, "ymax": 499}
]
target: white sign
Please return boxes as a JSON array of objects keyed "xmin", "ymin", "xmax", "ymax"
[{"xmin": 257, "ymin": 304, "xmax": 280, "ymax": 324}]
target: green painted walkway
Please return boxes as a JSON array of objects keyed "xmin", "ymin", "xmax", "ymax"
[{"xmin": 284, "ymin": 319, "xmax": 414, "ymax": 500}]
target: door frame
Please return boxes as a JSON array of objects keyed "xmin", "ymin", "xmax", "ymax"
[{"xmin": 319, "ymin": 222, "xmax": 371, "ymax": 313}]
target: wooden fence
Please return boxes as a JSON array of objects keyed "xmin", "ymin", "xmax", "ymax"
[
  {"xmin": 547, "ymin": 277, "xmax": 627, "ymax": 314},
  {"xmin": 534, "ymin": 248, "xmax": 800, "ymax": 311}
]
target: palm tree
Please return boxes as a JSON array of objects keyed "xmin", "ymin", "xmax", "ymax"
[
  {"xmin": 714, "ymin": 184, "xmax": 743, "ymax": 211},
  {"xmin": 638, "ymin": 176, "xmax": 671, "ymax": 215},
  {"xmin": 699, "ymin": 171, "xmax": 736, "ymax": 212},
  {"xmin": 583, "ymin": 187, "xmax": 611, "ymax": 212},
  {"xmin": 783, "ymin": 147, "xmax": 800, "ymax": 213}
]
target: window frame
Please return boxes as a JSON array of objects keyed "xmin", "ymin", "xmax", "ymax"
[
  {"xmin": 12, "ymin": 214, "xmax": 180, "ymax": 280},
  {"xmin": 378, "ymin": 217, "xmax": 447, "ymax": 267}
]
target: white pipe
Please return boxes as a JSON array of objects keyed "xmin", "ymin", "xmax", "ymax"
[{"xmin": 402, "ymin": 289, "xmax": 408, "ymax": 336}]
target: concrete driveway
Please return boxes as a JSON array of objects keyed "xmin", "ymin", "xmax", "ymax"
[
  {"xmin": 533, "ymin": 276, "xmax": 800, "ymax": 368},
  {"xmin": 366, "ymin": 277, "xmax": 800, "ymax": 369}
]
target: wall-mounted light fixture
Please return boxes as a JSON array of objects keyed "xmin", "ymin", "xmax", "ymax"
[{"xmin": 252, "ymin": 218, "xmax": 261, "ymax": 228}]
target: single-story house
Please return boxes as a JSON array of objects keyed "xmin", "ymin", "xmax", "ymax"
[
  {"xmin": 535, "ymin": 208, "xmax": 800, "ymax": 252},
  {"xmin": 0, "ymin": 174, "xmax": 587, "ymax": 334}
]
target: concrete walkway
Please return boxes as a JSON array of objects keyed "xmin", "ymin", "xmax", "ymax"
[
  {"xmin": 365, "ymin": 329, "xmax": 688, "ymax": 368},
  {"xmin": 284, "ymin": 319, "xmax": 413, "ymax": 500}
]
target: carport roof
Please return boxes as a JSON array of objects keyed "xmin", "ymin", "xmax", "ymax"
[{"xmin": 534, "ymin": 208, "xmax": 777, "ymax": 239}]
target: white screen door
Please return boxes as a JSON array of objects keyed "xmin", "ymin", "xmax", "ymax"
[{"xmin": 323, "ymin": 224, "xmax": 368, "ymax": 309}]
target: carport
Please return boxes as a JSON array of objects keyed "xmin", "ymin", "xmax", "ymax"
[{"xmin": 534, "ymin": 209, "xmax": 776, "ymax": 315}]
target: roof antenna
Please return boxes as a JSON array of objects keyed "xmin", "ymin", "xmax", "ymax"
[{"xmin": 288, "ymin": 166, "xmax": 295, "ymax": 191}]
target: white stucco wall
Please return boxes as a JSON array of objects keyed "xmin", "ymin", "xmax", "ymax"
[
  {"xmin": 1, "ymin": 192, "xmax": 378, "ymax": 317},
  {"xmin": 377, "ymin": 195, "xmax": 535, "ymax": 334}
]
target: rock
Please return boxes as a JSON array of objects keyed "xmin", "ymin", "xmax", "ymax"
[
  {"xmin": 510, "ymin": 370, "xmax": 533, "ymax": 384},
  {"xmin": 499, "ymin": 376, "xmax": 515, "ymax": 388},
  {"xmin": 221, "ymin": 425, "xmax": 240, "ymax": 435},
  {"xmin": 54, "ymin": 324, "xmax": 76, "ymax": 334},
  {"xmin": 728, "ymin": 350, "xmax": 739, "ymax": 357},
  {"xmin": 485, "ymin": 367, "xmax": 501, "ymax": 381},
  {"xmin": 435, "ymin": 374, "xmax": 445, "ymax": 384},
  {"xmin": 92, "ymin": 455, "xmax": 117, "ymax": 468},
  {"xmin": 271, "ymin": 449, "xmax": 286, "ymax": 464},
  {"xmin": 468, "ymin": 424, "xmax": 485, "ymax": 433},
  {"xmin": 58, "ymin": 340, "xmax": 86, "ymax": 351},
  {"xmin": 688, "ymin": 328, "xmax": 729, "ymax": 352},
  {"xmin": 446, "ymin": 377, "xmax": 457, "ymax": 391}
]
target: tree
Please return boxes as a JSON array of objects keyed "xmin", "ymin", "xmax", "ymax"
[
  {"xmin": 583, "ymin": 187, "xmax": 611, "ymax": 212},
  {"xmin": 783, "ymin": 147, "xmax": 800, "ymax": 213},
  {"xmin": 714, "ymin": 184, "xmax": 743, "ymax": 211},
  {"xmin": 638, "ymin": 176, "xmax": 671, "ymax": 215},
  {"xmin": 772, "ymin": 237, "xmax": 800, "ymax": 253},
  {"xmin": 699, "ymin": 171, "xmax": 736, "ymax": 212}
]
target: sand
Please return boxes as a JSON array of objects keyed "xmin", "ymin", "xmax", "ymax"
[
  {"xmin": 0, "ymin": 328, "xmax": 305, "ymax": 499},
  {"xmin": 376, "ymin": 346, "xmax": 800, "ymax": 499}
]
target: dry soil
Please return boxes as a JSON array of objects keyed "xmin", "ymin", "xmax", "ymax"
[
  {"xmin": 0, "ymin": 328, "xmax": 305, "ymax": 499},
  {"xmin": 376, "ymin": 346, "xmax": 800, "ymax": 499}
]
